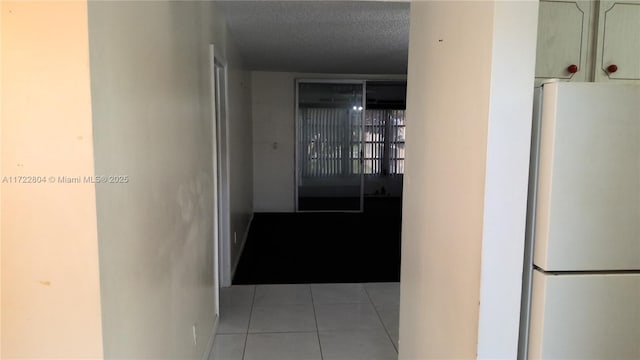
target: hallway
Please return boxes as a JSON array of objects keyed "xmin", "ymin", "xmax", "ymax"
[
  {"xmin": 211, "ymin": 283, "xmax": 399, "ymax": 360},
  {"xmin": 3, "ymin": 1, "xmax": 540, "ymax": 358}
]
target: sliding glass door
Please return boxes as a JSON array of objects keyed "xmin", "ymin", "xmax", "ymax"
[{"xmin": 296, "ymin": 81, "xmax": 365, "ymax": 211}]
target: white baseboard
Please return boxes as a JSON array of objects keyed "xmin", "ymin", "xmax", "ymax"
[{"xmin": 230, "ymin": 213, "xmax": 254, "ymax": 281}]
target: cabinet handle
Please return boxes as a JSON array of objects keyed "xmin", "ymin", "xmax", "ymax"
[
  {"xmin": 567, "ymin": 64, "xmax": 579, "ymax": 74},
  {"xmin": 607, "ymin": 64, "xmax": 618, "ymax": 73}
]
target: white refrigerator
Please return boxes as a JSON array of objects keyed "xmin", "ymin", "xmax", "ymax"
[{"xmin": 520, "ymin": 81, "xmax": 640, "ymax": 359}]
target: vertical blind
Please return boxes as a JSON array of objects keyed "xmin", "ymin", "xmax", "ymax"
[
  {"xmin": 300, "ymin": 108, "xmax": 406, "ymax": 177},
  {"xmin": 299, "ymin": 108, "xmax": 362, "ymax": 177}
]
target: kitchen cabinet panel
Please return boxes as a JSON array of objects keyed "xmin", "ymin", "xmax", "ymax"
[
  {"xmin": 595, "ymin": 1, "xmax": 640, "ymax": 81},
  {"xmin": 535, "ymin": 1, "xmax": 592, "ymax": 82}
]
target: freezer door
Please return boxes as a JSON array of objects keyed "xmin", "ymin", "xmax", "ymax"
[
  {"xmin": 533, "ymin": 82, "xmax": 640, "ymax": 271},
  {"xmin": 528, "ymin": 271, "xmax": 640, "ymax": 359}
]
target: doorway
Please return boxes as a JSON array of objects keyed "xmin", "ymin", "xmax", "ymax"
[
  {"xmin": 232, "ymin": 78, "xmax": 407, "ymax": 284},
  {"xmin": 295, "ymin": 79, "xmax": 407, "ymax": 213}
]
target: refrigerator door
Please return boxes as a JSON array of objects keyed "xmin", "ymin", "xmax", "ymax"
[
  {"xmin": 528, "ymin": 271, "xmax": 640, "ymax": 359},
  {"xmin": 533, "ymin": 82, "xmax": 640, "ymax": 271}
]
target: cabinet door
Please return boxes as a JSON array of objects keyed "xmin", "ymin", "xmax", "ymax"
[
  {"xmin": 535, "ymin": 0, "xmax": 592, "ymax": 82},
  {"xmin": 596, "ymin": 1, "xmax": 640, "ymax": 81}
]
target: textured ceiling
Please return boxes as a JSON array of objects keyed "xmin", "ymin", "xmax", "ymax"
[{"xmin": 216, "ymin": 1, "xmax": 410, "ymax": 74}]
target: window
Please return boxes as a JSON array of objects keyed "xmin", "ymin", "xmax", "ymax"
[
  {"xmin": 389, "ymin": 109, "xmax": 406, "ymax": 174},
  {"xmin": 364, "ymin": 109, "xmax": 406, "ymax": 175},
  {"xmin": 364, "ymin": 80, "xmax": 407, "ymax": 175}
]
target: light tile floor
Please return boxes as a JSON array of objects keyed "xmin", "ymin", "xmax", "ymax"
[{"xmin": 210, "ymin": 283, "xmax": 400, "ymax": 360}]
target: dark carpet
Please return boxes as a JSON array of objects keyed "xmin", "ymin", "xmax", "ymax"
[{"xmin": 233, "ymin": 197, "xmax": 402, "ymax": 285}]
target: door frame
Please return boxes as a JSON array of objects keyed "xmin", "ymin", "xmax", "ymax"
[{"xmin": 210, "ymin": 44, "xmax": 232, "ymax": 292}]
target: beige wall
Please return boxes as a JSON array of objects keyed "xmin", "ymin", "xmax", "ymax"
[
  {"xmin": 252, "ymin": 71, "xmax": 405, "ymax": 212},
  {"xmin": 252, "ymin": 72, "xmax": 296, "ymax": 212},
  {"xmin": 87, "ymin": 1, "xmax": 252, "ymax": 357},
  {"xmin": 399, "ymin": 1, "xmax": 537, "ymax": 359},
  {"xmin": 1, "ymin": 2, "xmax": 104, "ymax": 358},
  {"xmin": 228, "ymin": 66, "xmax": 254, "ymax": 273},
  {"xmin": 399, "ymin": 2, "xmax": 494, "ymax": 357},
  {"xmin": 0, "ymin": 5, "xmax": 3, "ymax": 355}
]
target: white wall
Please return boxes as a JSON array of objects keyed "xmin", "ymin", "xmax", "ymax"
[
  {"xmin": 252, "ymin": 71, "xmax": 405, "ymax": 212},
  {"xmin": 228, "ymin": 64, "xmax": 254, "ymax": 275},
  {"xmin": 477, "ymin": 2, "xmax": 538, "ymax": 358},
  {"xmin": 399, "ymin": 1, "xmax": 537, "ymax": 359},
  {"xmin": 87, "ymin": 2, "xmax": 252, "ymax": 357},
  {"xmin": 1, "ymin": 2, "xmax": 104, "ymax": 358},
  {"xmin": 252, "ymin": 72, "xmax": 297, "ymax": 212}
]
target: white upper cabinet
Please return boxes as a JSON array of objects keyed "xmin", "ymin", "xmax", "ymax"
[
  {"xmin": 595, "ymin": 1, "xmax": 640, "ymax": 81},
  {"xmin": 535, "ymin": 1, "xmax": 592, "ymax": 82}
]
